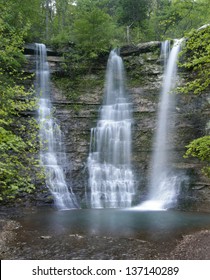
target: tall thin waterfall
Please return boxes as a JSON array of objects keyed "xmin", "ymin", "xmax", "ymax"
[
  {"xmin": 160, "ymin": 40, "xmax": 170, "ymax": 68},
  {"xmin": 36, "ymin": 43, "xmax": 78, "ymax": 210},
  {"xmin": 137, "ymin": 39, "xmax": 183, "ymax": 211},
  {"xmin": 88, "ymin": 50, "xmax": 135, "ymax": 208}
]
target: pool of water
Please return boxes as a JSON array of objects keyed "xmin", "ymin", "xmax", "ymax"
[{"xmin": 17, "ymin": 208, "xmax": 210, "ymax": 241}]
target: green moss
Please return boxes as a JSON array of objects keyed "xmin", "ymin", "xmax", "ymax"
[{"xmin": 53, "ymin": 74, "xmax": 104, "ymax": 102}]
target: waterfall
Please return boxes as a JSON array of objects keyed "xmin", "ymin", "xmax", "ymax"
[
  {"xmin": 88, "ymin": 50, "xmax": 135, "ymax": 208},
  {"xmin": 36, "ymin": 43, "xmax": 78, "ymax": 210},
  {"xmin": 137, "ymin": 39, "xmax": 183, "ymax": 211},
  {"xmin": 160, "ymin": 40, "xmax": 170, "ymax": 68}
]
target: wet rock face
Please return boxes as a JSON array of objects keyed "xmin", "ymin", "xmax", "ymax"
[
  {"xmin": 25, "ymin": 43, "xmax": 210, "ymax": 211},
  {"xmin": 51, "ymin": 80, "xmax": 103, "ymax": 207},
  {"xmin": 120, "ymin": 41, "xmax": 161, "ymax": 56}
]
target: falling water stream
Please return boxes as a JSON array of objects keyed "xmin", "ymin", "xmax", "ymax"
[
  {"xmin": 136, "ymin": 39, "xmax": 184, "ymax": 211},
  {"xmin": 88, "ymin": 50, "xmax": 135, "ymax": 208},
  {"xmin": 160, "ymin": 40, "xmax": 170, "ymax": 67},
  {"xmin": 36, "ymin": 43, "xmax": 78, "ymax": 210}
]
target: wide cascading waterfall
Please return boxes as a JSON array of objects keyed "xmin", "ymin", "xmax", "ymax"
[
  {"xmin": 88, "ymin": 50, "xmax": 135, "ymax": 208},
  {"xmin": 137, "ymin": 39, "xmax": 183, "ymax": 211},
  {"xmin": 36, "ymin": 43, "xmax": 78, "ymax": 210}
]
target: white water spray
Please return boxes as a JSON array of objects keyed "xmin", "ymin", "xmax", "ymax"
[
  {"xmin": 88, "ymin": 50, "xmax": 135, "ymax": 208},
  {"xmin": 36, "ymin": 43, "xmax": 78, "ymax": 210},
  {"xmin": 136, "ymin": 39, "xmax": 183, "ymax": 211}
]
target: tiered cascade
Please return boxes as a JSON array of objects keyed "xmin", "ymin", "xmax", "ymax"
[
  {"xmin": 88, "ymin": 50, "xmax": 135, "ymax": 208},
  {"xmin": 36, "ymin": 43, "xmax": 78, "ymax": 210}
]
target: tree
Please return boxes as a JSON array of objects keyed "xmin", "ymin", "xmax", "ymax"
[
  {"xmin": 50, "ymin": 0, "xmax": 76, "ymax": 46},
  {"xmin": 178, "ymin": 26, "xmax": 210, "ymax": 178},
  {"xmin": 178, "ymin": 25, "xmax": 210, "ymax": 95},
  {"xmin": 0, "ymin": 1, "xmax": 40, "ymax": 201},
  {"xmin": 117, "ymin": 0, "xmax": 152, "ymax": 26},
  {"xmin": 73, "ymin": 6, "xmax": 118, "ymax": 57},
  {"xmin": 0, "ymin": 0, "xmax": 46, "ymax": 43},
  {"xmin": 116, "ymin": 0, "xmax": 153, "ymax": 43},
  {"xmin": 149, "ymin": 0, "xmax": 210, "ymax": 40},
  {"xmin": 184, "ymin": 136, "xmax": 210, "ymax": 177}
]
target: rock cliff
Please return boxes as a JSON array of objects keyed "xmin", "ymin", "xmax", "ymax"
[{"xmin": 25, "ymin": 42, "xmax": 210, "ymax": 211}]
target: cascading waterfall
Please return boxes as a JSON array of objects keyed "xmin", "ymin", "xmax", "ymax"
[
  {"xmin": 137, "ymin": 39, "xmax": 183, "ymax": 211},
  {"xmin": 36, "ymin": 43, "xmax": 78, "ymax": 210},
  {"xmin": 88, "ymin": 50, "xmax": 135, "ymax": 208},
  {"xmin": 160, "ymin": 40, "xmax": 170, "ymax": 68}
]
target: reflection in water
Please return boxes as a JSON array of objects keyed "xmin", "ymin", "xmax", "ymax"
[{"xmin": 18, "ymin": 209, "xmax": 210, "ymax": 241}]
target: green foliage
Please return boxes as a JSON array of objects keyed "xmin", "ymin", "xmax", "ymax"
[
  {"xmin": 3, "ymin": 0, "xmax": 210, "ymax": 47},
  {"xmin": 178, "ymin": 25, "xmax": 210, "ymax": 95},
  {"xmin": 0, "ymin": 87, "xmax": 40, "ymax": 201},
  {"xmin": 0, "ymin": 2, "xmax": 41, "ymax": 201},
  {"xmin": 50, "ymin": 0, "xmax": 76, "ymax": 46},
  {"xmin": 118, "ymin": 0, "xmax": 210, "ymax": 42},
  {"xmin": 0, "ymin": 101, "xmax": 39, "ymax": 201},
  {"xmin": 178, "ymin": 26, "xmax": 210, "ymax": 178},
  {"xmin": 0, "ymin": 119, "xmax": 39, "ymax": 200},
  {"xmin": 117, "ymin": 0, "xmax": 152, "ymax": 26},
  {"xmin": 149, "ymin": 0, "xmax": 210, "ymax": 40},
  {"xmin": 184, "ymin": 136, "xmax": 210, "ymax": 177},
  {"xmin": 53, "ymin": 73, "xmax": 103, "ymax": 102},
  {"xmin": 53, "ymin": 77, "xmax": 82, "ymax": 101},
  {"xmin": 0, "ymin": 0, "xmax": 45, "ymax": 43},
  {"xmin": 73, "ymin": 7, "xmax": 118, "ymax": 58},
  {"xmin": 184, "ymin": 136, "xmax": 210, "ymax": 162}
]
